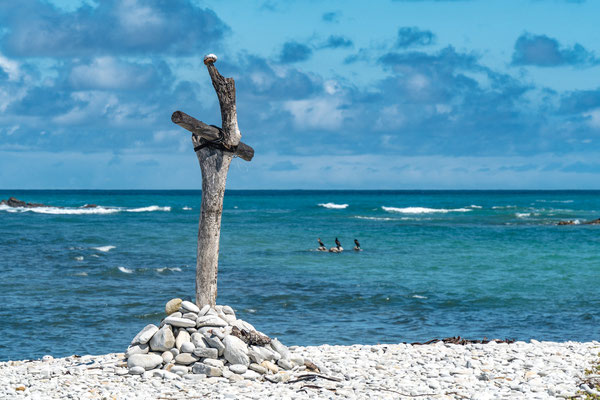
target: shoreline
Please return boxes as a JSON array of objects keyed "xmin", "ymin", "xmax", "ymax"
[{"xmin": 1, "ymin": 340, "xmax": 598, "ymax": 399}]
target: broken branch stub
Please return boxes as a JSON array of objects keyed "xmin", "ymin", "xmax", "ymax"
[{"xmin": 171, "ymin": 111, "xmax": 254, "ymax": 161}]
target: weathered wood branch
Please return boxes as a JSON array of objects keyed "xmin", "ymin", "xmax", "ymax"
[
  {"xmin": 170, "ymin": 54, "xmax": 253, "ymax": 308},
  {"xmin": 205, "ymin": 60, "xmax": 242, "ymax": 148},
  {"xmin": 171, "ymin": 111, "xmax": 220, "ymax": 141},
  {"xmin": 171, "ymin": 111, "xmax": 254, "ymax": 161}
]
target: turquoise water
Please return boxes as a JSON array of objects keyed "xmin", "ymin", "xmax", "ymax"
[{"xmin": 0, "ymin": 190, "xmax": 599, "ymax": 361}]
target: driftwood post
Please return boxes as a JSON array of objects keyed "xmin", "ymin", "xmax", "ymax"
[{"xmin": 171, "ymin": 54, "xmax": 254, "ymax": 307}]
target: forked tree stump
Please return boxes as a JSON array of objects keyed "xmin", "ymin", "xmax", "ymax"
[{"xmin": 171, "ymin": 54, "xmax": 254, "ymax": 307}]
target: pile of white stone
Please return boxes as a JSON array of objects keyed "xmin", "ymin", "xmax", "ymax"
[{"xmin": 125, "ymin": 298, "xmax": 308, "ymax": 382}]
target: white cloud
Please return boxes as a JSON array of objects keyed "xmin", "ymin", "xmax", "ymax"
[
  {"xmin": 283, "ymin": 96, "xmax": 345, "ymax": 130},
  {"xmin": 52, "ymin": 91, "xmax": 119, "ymax": 125},
  {"xmin": 69, "ymin": 57, "xmax": 155, "ymax": 90},
  {"xmin": 117, "ymin": 0, "xmax": 163, "ymax": 30},
  {"xmin": 583, "ymin": 108, "xmax": 600, "ymax": 129},
  {"xmin": 0, "ymin": 54, "xmax": 20, "ymax": 81}
]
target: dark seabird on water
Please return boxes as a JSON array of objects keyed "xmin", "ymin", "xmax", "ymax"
[
  {"xmin": 354, "ymin": 238, "xmax": 362, "ymax": 251},
  {"xmin": 318, "ymin": 238, "xmax": 325, "ymax": 247},
  {"xmin": 335, "ymin": 237, "xmax": 341, "ymax": 248}
]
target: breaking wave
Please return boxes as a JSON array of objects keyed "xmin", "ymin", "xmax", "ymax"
[
  {"xmin": 354, "ymin": 216, "xmax": 394, "ymax": 221},
  {"xmin": 92, "ymin": 246, "xmax": 115, "ymax": 252},
  {"xmin": 0, "ymin": 204, "xmax": 171, "ymax": 215},
  {"xmin": 382, "ymin": 206, "xmax": 472, "ymax": 214},
  {"xmin": 318, "ymin": 203, "xmax": 349, "ymax": 209}
]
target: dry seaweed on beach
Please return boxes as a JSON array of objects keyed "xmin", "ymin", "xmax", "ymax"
[{"xmin": 408, "ymin": 336, "xmax": 516, "ymax": 346}]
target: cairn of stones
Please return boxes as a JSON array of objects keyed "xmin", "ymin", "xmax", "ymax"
[{"xmin": 125, "ymin": 299, "xmax": 309, "ymax": 382}]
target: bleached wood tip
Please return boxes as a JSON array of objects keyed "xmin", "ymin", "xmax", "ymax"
[{"xmin": 204, "ymin": 54, "xmax": 218, "ymax": 65}]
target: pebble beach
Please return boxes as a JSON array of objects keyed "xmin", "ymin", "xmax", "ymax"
[{"xmin": 1, "ymin": 340, "xmax": 598, "ymax": 399}]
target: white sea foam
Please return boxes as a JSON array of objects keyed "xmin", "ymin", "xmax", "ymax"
[
  {"xmin": 0, "ymin": 204, "xmax": 171, "ymax": 214},
  {"xmin": 74, "ymin": 256, "xmax": 84, "ymax": 261},
  {"xmin": 469, "ymin": 205, "xmax": 482, "ymax": 209},
  {"xmin": 118, "ymin": 266, "xmax": 133, "ymax": 274},
  {"xmin": 319, "ymin": 202, "xmax": 349, "ymax": 209},
  {"xmin": 382, "ymin": 206, "xmax": 472, "ymax": 214},
  {"xmin": 412, "ymin": 295, "xmax": 428, "ymax": 299},
  {"xmin": 91, "ymin": 254, "xmax": 100, "ymax": 258},
  {"xmin": 515, "ymin": 213, "xmax": 531, "ymax": 218},
  {"xmin": 355, "ymin": 216, "xmax": 393, "ymax": 221},
  {"xmin": 182, "ymin": 206, "xmax": 192, "ymax": 210},
  {"xmin": 127, "ymin": 206, "xmax": 171, "ymax": 212},
  {"xmin": 74, "ymin": 272, "xmax": 88, "ymax": 276},
  {"xmin": 492, "ymin": 205, "xmax": 517, "ymax": 209},
  {"xmin": 93, "ymin": 245, "xmax": 115, "ymax": 252},
  {"xmin": 536, "ymin": 199, "xmax": 574, "ymax": 203}
]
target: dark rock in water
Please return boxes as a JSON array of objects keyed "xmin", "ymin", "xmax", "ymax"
[
  {"xmin": 557, "ymin": 220, "xmax": 577, "ymax": 225},
  {"xmin": 1, "ymin": 197, "xmax": 104, "ymax": 210},
  {"xmin": 557, "ymin": 218, "xmax": 600, "ymax": 226},
  {"xmin": 0, "ymin": 197, "xmax": 47, "ymax": 208}
]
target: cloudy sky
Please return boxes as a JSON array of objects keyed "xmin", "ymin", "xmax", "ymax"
[{"xmin": 0, "ymin": 0, "xmax": 599, "ymax": 189}]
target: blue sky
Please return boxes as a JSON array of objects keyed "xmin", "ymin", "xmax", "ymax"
[{"xmin": 1, "ymin": 0, "xmax": 599, "ymax": 189}]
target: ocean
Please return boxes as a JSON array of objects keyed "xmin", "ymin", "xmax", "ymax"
[{"xmin": 0, "ymin": 190, "xmax": 599, "ymax": 361}]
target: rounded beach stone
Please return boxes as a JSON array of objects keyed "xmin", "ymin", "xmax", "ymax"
[
  {"xmin": 270, "ymin": 338, "xmax": 291, "ymax": 359},
  {"xmin": 229, "ymin": 364, "xmax": 247, "ymax": 374},
  {"xmin": 149, "ymin": 326, "xmax": 175, "ymax": 352},
  {"xmin": 192, "ymin": 362, "xmax": 222, "ymax": 377},
  {"xmin": 125, "ymin": 343, "xmax": 149, "ymax": 358},
  {"xmin": 174, "ymin": 353, "xmax": 199, "ymax": 365},
  {"xmin": 165, "ymin": 298, "xmax": 182, "ymax": 315},
  {"xmin": 203, "ymin": 54, "xmax": 217, "ymax": 65},
  {"xmin": 131, "ymin": 324, "xmax": 159, "ymax": 345},
  {"xmin": 129, "ymin": 366, "xmax": 145, "ymax": 375},
  {"xmin": 193, "ymin": 347, "xmax": 218, "ymax": 359},
  {"xmin": 222, "ymin": 305, "xmax": 235, "ymax": 315},
  {"xmin": 180, "ymin": 342, "xmax": 195, "ymax": 353},
  {"xmin": 204, "ymin": 336, "xmax": 225, "ymax": 356},
  {"xmin": 182, "ymin": 312, "xmax": 198, "ymax": 321},
  {"xmin": 191, "ymin": 333, "xmax": 206, "ymax": 348},
  {"xmin": 203, "ymin": 358, "xmax": 224, "ymax": 368},
  {"xmin": 223, "ymin": 335, "xmax": 250, "ymax": 366},
  {"xmin": 161, "ymin": 351, "xmax": 173, "ymax": 364},
  {"xmin": 242, "ymin": 370, "xmax": 261, "ymax": 380},
  {"xmin": 198, "ymin": 304, "xmax": 210, "ymax": 316},
  {"xmin": 249, "ymin": 363, "xmax": 267, "ymax": 374},
  {"xmin": 127, "ymin": 353, "xmax": 163, "ymax": 370},
  {"xmin": 164, "ymin": 316, "xmax": 196, "ymax": 328},
  {"xmin": 232, "ymin": 319, "xmax": 255, "ymax": 332},
  {"xmin": 277, "ymin": 358, "xmax": 294, "ymax": 370},
  {"xmin": 175, "ymin": 330, "xmax": 190, "ymax": 350},
  {"xmin": 196, "ymin": 315, "xmax": 228, "ymax": 328},
  {"xmin": 260, "ymin": 360, "xmax": 279, "ymax": 374},
  {"xmin": 170, "ymin": 365, "xmax": 189, "ymax": 376},
  {"xmin": 181, "ymin": 300, "xmax": 200, "ymax": 313}
]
